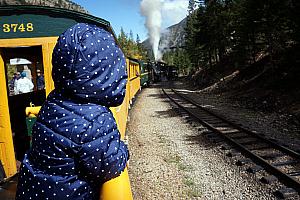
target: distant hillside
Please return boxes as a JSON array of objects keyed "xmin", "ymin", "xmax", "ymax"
[
  {"xmin": 142, "ymin": 17, "xmax": 186, "ymax": 57},
  {"xmin": 160, "ymin": 18, "xmax": 186, "ymax": 49},
  {"xmin": 0, "ymin": 0, "xmax": 87, "ymax": 13}
]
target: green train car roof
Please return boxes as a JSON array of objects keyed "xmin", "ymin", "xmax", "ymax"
[{"xmin": 0, "ymin": 5, "xmax": 115, "ymax": 39}]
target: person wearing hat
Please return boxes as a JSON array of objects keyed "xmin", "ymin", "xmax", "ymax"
[
  {"xmin": 15, "ymin": 71, "xmax": 34, "ymax": 94},
  {"xmin": 36, "ymin": 69, "xmax": 45, "ymax": 90}
]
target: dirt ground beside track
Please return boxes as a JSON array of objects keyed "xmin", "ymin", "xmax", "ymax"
[{"xmin": 127, "ymin": 84, "xmax": 282, "ymax": 200}]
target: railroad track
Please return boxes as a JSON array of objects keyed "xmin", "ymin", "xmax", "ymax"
[{"xmin": 162, "ymin": 88, "xmax": 300, "ymax": 198}]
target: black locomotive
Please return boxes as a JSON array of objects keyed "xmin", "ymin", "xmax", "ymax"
[{"xmin": 146, "ymin": 61, "xmax": 178, "ymax": 82}]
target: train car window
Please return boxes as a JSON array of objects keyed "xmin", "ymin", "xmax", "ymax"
[
  {"xmin": 130, "ymin": 63, "xmax": 132, "ymax": 78},
  {"xmin": 130, "ymin": 62, "xmax": 134, "ymax": 78},
  {"xmin": 4, "ymin": 47, "xmax": 45, "ymax": 96},
  {"xmin": 135, "ymin": 64, "xmax": 137, "ymax": 77},
  {"xmin": 7, "ymin": 59, "xmax": 32, "ymax": 96},
  {"xmin": 132, "ymin": 63, "xmax": 135, "ymax": 78},
  {"xmin": 134, "ymin": 65, "xmax": 136, "ymax": 77},
  {"xmin": 2, "ymin": 46, "xmax": 46, "ymax": 161},
  {"xmin": 130, "ymin": 64, "xmax": 132, "ymax": 78},
  {"xmin": 128, "ymin": 62, "xmax": 131, "ymax": 78}
]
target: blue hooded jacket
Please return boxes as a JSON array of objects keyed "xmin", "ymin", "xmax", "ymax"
[{"xmin": 16, "ymin": 23, "xmax": 129, "ymax": 200}]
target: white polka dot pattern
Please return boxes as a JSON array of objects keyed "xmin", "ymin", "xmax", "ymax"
[
  {"xmin": 15, "ymin": 23, "xmax": 129, "ymax": 200},
  {"xmin": 52, "ymin": 23, "xmax": 127, "ymax": 107}
]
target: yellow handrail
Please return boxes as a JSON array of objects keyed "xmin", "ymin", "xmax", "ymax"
[
  {"xmin": 100, "ymin": 167, "xmax": 132, "ymax": 200},
  {"xmin": 25, "ymin": 106, "xmax": 41, "ymax": 117}
]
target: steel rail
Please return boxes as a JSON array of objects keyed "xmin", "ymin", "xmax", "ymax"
[
  {"xmin": 162, "ymin": 88, "xmax": 300, "ymax": 193},
  {"xmin": 172, "ymin": 89, "xmax": 300, "ymax": 160}
]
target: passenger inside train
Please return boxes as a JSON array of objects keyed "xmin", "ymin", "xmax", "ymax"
[
  {"xmin": 36, "ymin": 69, "xmax": 45, "ymax": 90},
  {"xmin": 15, "ymin": 71, "xmax": 34, "ymax": 94},
  {"xmin": 8, "ymin": 72, "xmax": 20, "ymax": 96}
]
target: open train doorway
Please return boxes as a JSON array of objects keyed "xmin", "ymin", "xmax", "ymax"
[{"xmin": 1, "ymin": 46, "xmax": 46, "ymax": 168}]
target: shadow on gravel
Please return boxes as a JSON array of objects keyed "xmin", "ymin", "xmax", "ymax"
[
  {"xmin": 146, "ymin": 93, "xmax": 165, "ymax": 99},
  {"xmin": 154, "ymin": 110, "xmax": 181, "ymax": 118},
  {"xmin": 184, "ymin": 132, "xmax": 219, "ymax": 150}
]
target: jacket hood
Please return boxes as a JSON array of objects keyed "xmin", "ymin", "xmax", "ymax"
[{"xmin": 52, "ymin": 23, "xmax": 127, "ymax": 107}]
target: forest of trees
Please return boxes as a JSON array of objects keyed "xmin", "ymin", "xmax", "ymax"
[
  {"xmin": 118, "ymin": 0, "xmax": 299, "ymax": 80},
  {"xmin": 117, "ymin": 28, "xmax": 147, "ymax": 60},
  {"xmin": 184, "ymin": 0, "xmax": 299, "ymax": 77}
]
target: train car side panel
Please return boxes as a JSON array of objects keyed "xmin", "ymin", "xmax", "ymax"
[
  {"xmin": 110, "ymin": 84, "xmax": 129, "ymax": 139},
  {"xmin": 110, "ymin": 59, "xmax": 133, "ymax": 139},
  {"xmin": 127, "ymin": 59, "xmax": 140, "ymax": 101}
]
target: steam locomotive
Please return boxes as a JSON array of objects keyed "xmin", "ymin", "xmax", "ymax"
[{"xmin": 146, "ymin": 61, "xmax": 178, "ymax": 83}]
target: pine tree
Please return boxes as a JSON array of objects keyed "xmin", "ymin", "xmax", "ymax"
[
  {"xmin": 136, "ymin": 34, "xmax": 141, "ymax": 44},
  {"xmin": 188, "ymin": 0, "xmax": 196, "ymax": 14},
  {"xmin": 129, "ymin": 30, "xmax": 134, "ymax": 42}
]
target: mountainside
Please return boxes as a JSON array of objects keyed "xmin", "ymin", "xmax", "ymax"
[
  {"xmin": 142, "ymin": 17, "xmax": 186, "ymax": 56},
  {"xmin": 0, "ymin": 0, "xmax": 87, "ymax": 13},
  {"xmin": 160, "ymin": 17, "xmax": 186, "ymax": 49}
]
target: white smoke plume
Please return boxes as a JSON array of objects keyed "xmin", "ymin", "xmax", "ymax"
[
  {"xmin": 140, "ymin": 0, "xmax": 162, "ymax": 61},
  {"xmin": 140, "ymin": 0, "xmax": 188, "ymax": 61},
  {"xmin": 157, "ymin": 29, "xmax": 170, "ymax": 60},
  {"xmin": 162, "ymin": 0, "xmax": 188, "ymax": 27}
]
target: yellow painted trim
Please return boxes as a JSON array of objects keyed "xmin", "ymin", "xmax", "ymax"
[
  {"xmin": 42, "ymin": 41, "xmax": 57, "ymax": 95},
  {"xmin": 0, "ymin": 36, "xmax": 58, "ymax": 47},
  {"xmin": 0, "ymin": 51, "xmax": 17, "ymax": 178}
]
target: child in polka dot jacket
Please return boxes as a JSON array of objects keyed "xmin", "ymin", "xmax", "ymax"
[{"xmin": 16, "ymin": 23, "xmax": 129, "ymax": 200}]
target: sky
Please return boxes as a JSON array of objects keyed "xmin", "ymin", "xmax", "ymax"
[{"xmin": 71, "ymin": 0, "xmax": 189, "ymax": 42}]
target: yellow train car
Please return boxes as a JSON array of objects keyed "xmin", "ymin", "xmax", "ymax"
[
  {"xmin": 127, "ymin": 58, "xmax": 141, "ymax": 101},
  {"xmin": 112, "ymin": 58, "xmax": 140, "ymax": 137},
  {"xmin": 0, "ymin": 5, "xmax": 139, "ymax": 200}
]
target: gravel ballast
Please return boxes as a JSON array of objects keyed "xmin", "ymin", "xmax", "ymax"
[{"xmin": 127, "ymin": 85, "xmax": 280, "ymax": 200}]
